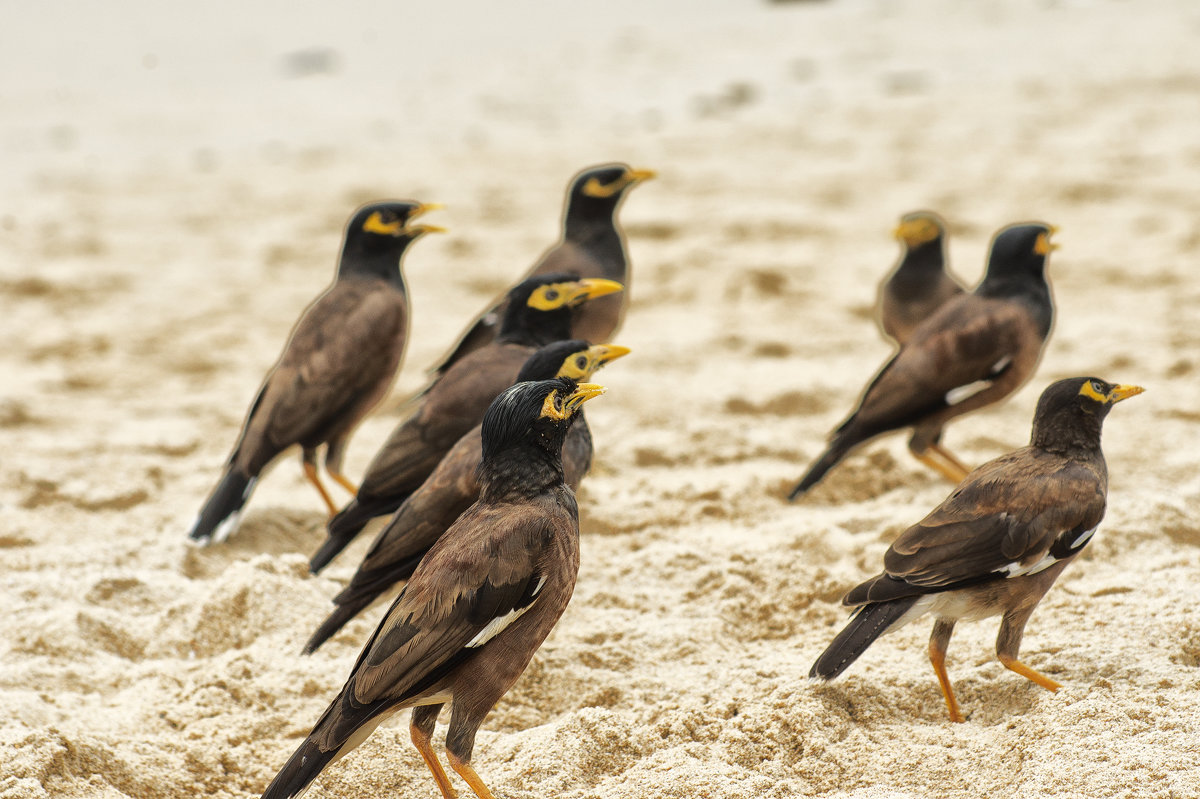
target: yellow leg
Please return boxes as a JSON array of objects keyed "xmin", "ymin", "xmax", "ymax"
[
  {"xmin": 411, "ymin": 719, "xmax": 458, "ymax": 799},
  {"xmin": 913, "ymin": 450, "xmax": 969, "ymax": 485},
  {"xmin": 303, "ymin": 461, "xmax": 340, "ymax": 516},
  {"xmin": 929, "ymin": 443, "xmax": 970, "ymax": 480},
  {"xmin": 998, "ymin": 654, "xmax": 1062, "ymax": 693},
  {"xmin": 327, "ymin": 467, "xmax": 359, "ymax": 496},
  {"xmin": 447, "ymin": 751, "xmax": 497, "ymax": 799},
  {"xmin": 929, "ymin": 624, "xmax": 964, "ymax": 723}
]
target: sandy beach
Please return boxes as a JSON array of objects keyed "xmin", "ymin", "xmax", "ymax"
[{"xmin": 3, "ymin": 1, "xmax": 1200, "ymax": 797}]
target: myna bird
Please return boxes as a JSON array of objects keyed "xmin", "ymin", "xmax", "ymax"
[
  {"xmin": 789, "ymin": 222, "xmax": 1058, "ymax": 500},
  {"xmin": 187, "ymin": 201, "xmax": 443, "ymax": 544},
  {"xmin": 878, "ymin": 211, "xmax": 965, "ymax": 346},
  {"xmin": 303, "ymin": 339, "xmax": 628, "ymax": 654},
  {"xmin": 310, "ymin": 273, "xmax": 623, "ymax": 571},
  {"xmin": 259, "ymin": 378, "xmax": 604, "ymax": 799},
  {"xmin": 429, "ymin": 163, "xmax": 653, "ymax": 375},
  {"xmin": 810, "ymin": 377, "xmax": 1143, "ymax": 722}
]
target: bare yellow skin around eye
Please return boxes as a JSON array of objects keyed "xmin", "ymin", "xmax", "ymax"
[
  {"xmin": 554, "ymin": 344, "xmax": 632, "ymax": 380},
  {"xmin": 539, "ymin": 390, "xmax": 570, "ymax": 421},
  {"xmin": 527, "ymin": 283, "xmax": 574, "ymax": 311},
  {"xmin": 362, "ymin": 211, "xmax": 405, "ymax": 236},
  {"xmin": 1078, "ymin": 381, "xmax": 1108, "ymax": 402},
  {"xmin": 581, "ymin": 168, "xmax": 655, "ymax": 199}
]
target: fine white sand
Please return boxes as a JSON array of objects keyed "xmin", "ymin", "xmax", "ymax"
[{"xmin": 3, "ymin": 1, "xmax": 1200, "ymax": 797}]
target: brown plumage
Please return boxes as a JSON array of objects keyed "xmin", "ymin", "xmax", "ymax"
[
  {"xmin": 187, "ymin": 201, "xmax": 442, "ymax": 544},
  {"xmin": 310, "ymin": 273, "xmax": 623, "ymax": 572},
  {"xmin": 259, "ymin": 378, "xmax": 605, "ymax": 799},
  {"xmin": 810, "ymin": 377, "xmax": 1143, "ymax": 722},
  {"xmin": 878, "ymin": 211, "xmax": 965, "ymax": 345},
  {"xmin": 428, "ymin": 163, "xmax": 653, "ymax": 375},
  {"xmin": 790, "ymin": 222, "xmax": 1058, "ymax": 500},
  {"xmin": 303, "ymin": 340, "xmax": 628, "ymax": 654}
]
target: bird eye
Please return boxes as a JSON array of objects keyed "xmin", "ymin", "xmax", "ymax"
[
  {"xmin": 544, "ymin": 289, "xmax": 559, "ymax": 301},
  {"xmin": 575, "ymin": 356, "xmax": 587, "ymax": 369},
  {"xmin": 1090, "ymin": 380, "xmax": 1104, "ymax": 393}
]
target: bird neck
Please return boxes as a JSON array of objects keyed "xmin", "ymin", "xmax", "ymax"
[
  {"xmin": 478, "ymin": 442, "xmax": 566, "ymax": 503},
  {"xmin": 898, "ymin": 241, "xmax": 944, "ymax": 272},
  {"xmin": 890, "ymin": 244, "xmax": 947, "ymax": 299},
  {"xmin": 564, "ymin": 214, "xmax": 625, "ymax": 264},
  {"xmin": 337, "ymin": 244, "xmax": 407, "ymax": 289},
  {"xmin": 976, "ymin": 273, "xmax": 1053, "ymax": 338},
  {"xmin": 1030, "ymin": 409, "xmax": 1105, "ymax": 457}
]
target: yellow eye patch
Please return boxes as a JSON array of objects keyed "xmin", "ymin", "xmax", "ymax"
[
  {"xmin": 556, "ymin": 353, "xmax": 593, "ymax": 380},
  {"xmin": 540, "ymin": 389, "xmax": 570, "ymax": 421},
  {"xmin": 1078, "ymin": 381, "xmax": 1108, "ymax": 402},
  {"xmin": 581, "ymin": 174, "xmax": 632, "ymax": 198},
  {"xmin": 362, "ymin": 211, "xmax": 405, "ymax": 236},
  {"xmin": 526, "ymin": 283, "xmax": 574, "ymax": 311}
]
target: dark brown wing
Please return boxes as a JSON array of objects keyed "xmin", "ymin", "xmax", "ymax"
[
  {"xmin": 845, "ymin": 448, "xmax": 1106, "ymax": 605},
  {"xmin": 357, "ymin": 342, "xmax": 530, "ymax": 500},
  {"xmin": 235, "ymin": 280, "xmax": 406, "ymax": 474},
  {"xmin": 838, "ymin": 295, "xmax": 1042, "ymax": 442},
  {"xmin": 311, "ymin": 502, "xmax": 563, "ymax": 751},
  {"xmin": 353, "ymin": 429, "xmax": 483, "ymax": 595}
]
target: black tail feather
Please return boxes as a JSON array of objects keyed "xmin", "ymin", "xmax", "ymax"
[
  {"xmin": 788, "ymin": 437, "xmax": 855, "ymax": 500},
  {"xmin": 304, "ymin": 555, "xmax": 425, "ymax": 655},
  {"xmin": 310, "ymin": 495, "xmax": 408, "ymax": 574},
  {"xmin": 259, "ymin": 735, "xmax": 338, "ymax": 799},
  {"xmin": 809, "ymin": 597, "xmax": 919, "ymax": 681},
  {"xmin": 189, "ymin": 467, "xmax": 254, "ymax": 543},
  {"xmin": 302, "ymin": 603, "xmax": 362, "ymax": 656}
]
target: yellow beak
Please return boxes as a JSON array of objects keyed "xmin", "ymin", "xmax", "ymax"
[{"xmin": 1108, "ymin": 384, "xmax": 1145, "ymax": 403}]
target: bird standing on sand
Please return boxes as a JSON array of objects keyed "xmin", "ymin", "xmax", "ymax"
[
  {"xmin": 303, "ymin": 339, "xmax": 629, "ymax": 654},
  {"xmin": 188, "ymin": 201, "xmax": 443, "ymax": 544},
  {"xmin": 259, "ymin": 378, "xmax": 605, "ymax": 799},
  {"xmin": 429, "ymin": 162, "xmax": 654, "ymax": 374},
  {"xmin": 878, "ymin": 211, "xmax": 964, "ymax": 346},
  {"xmin": 310, "ymin": 273, "xmax": 623, "ymax": 571},
  {"xmin": 789, "ymin": 222, "xmax": 1058, "ymax": 499},
  {"xmin": 810, "ymin": 377, "xmax": 1143, "ymax": 722}
]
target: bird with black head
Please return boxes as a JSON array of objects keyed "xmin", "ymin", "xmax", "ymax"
[
  {"xmin": 790, "ymin": 222, "xmax": 1058, "ymax": 499},
  {"xmin": 878, "ymin": 210, "xmax": 965, "ymax": 346},
  {"xmin": 304, "ymin": 339, "xmax": 628, "ymax": 653},
  {"xmin": 810, "ymin": 377, "xmax": 1143, "ymax": 722},
  {"xmin": 259, "ymin": 378, "xmax": 605, "ymax": 799},
  {"xmin": 188, "ymin": 200, "xmax": 443, "ymax": 544}
]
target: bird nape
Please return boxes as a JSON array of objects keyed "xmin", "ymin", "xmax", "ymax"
[
  {"xmin": 258, "ymin": 378, "xmax": 606, "ymax": 799},
  {"xmin": 808, "ymin": 377, "xmax": 1143, "ymax": 722}
]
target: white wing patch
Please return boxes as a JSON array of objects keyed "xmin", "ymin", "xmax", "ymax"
[
  {"xmin": 999, "ymin": 553, "xmax": 1059, "ymax": 578},
  {"xmin": 465, "ymin": 575, "xmax": 547, "ymax": 649},
  {"xmin": 945, "ymin": 356, "xmax": 1013, "ymax": 406},
  {"xmin": 1070, "ymin": 525, "xmax": 1098, "ymax": 550},
  {"xmin": 946, "ymin": 380, "xmax": 990, "ymax": 406}
]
